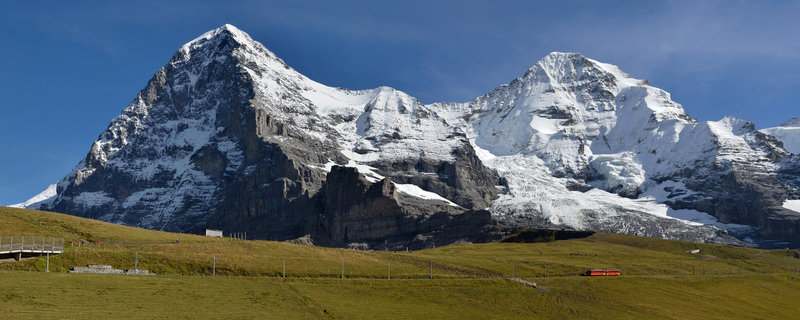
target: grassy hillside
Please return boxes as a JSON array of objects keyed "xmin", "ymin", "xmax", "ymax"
[
  {"xmin": 2, "ymin": 207, "xmax": 797, "ymax": 278},
  {"xmin": 1, "ymin": 206, "xmax": 800, "ymax": 319},
  {"xmin": 2, "ymin": 272, "xmax": 799, "ymax": 319}
]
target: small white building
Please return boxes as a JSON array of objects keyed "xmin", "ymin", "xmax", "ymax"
[{"xmin": 205, "ymin": 229, "xmax": 223, "ymax": 237}]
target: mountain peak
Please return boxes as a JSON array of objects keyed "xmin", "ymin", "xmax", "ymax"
[
  {"xmin": 179, "ymin": 24, "xmax": 254, "ymax": 54},
  {"xmin": 214, "ymin": 24, "xmax": 251, "ymax": 42},
  {"xmin": 218, "ymin": 23, "xmax": 242, "ymax": 32},
  {"xmin": 544, "ymin": 51, "xmax": 585, "ymax": 60},
  {"xmin": 171, "ymin": 24, "xmax": 294, "ymax": 77},
  {"xmin": 530, "ymin": 52, "xmax": 587, "ymax": 72},
  {"xmin": 526, "ymin": 51, "xmax": 649, "ymax": 87}
]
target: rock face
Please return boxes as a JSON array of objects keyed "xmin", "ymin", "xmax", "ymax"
[
  {"xmin": 17, "ymin": 25, "xmax": 800, "ymax": 248},
  {"xmin": 316, "ymin": 166, "xmax": 494, "ymax": 249}
]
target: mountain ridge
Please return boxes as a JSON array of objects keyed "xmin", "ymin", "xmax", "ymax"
[{"xmin": 13, "ymin": 25, "xmax": 800, "ymax": 248}]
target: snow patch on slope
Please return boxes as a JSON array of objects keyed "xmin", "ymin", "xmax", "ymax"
[
  {"xmin": 394, "ymin": 183, "xmax": 460, "ymax": 207},
  {"xmin": 664, "ymin": 208, "xmax": 752, "ymax": 233},
  {"xmin": 783, "ymin": 200, "xmax": 800, "ymax": 213},
  {"xmin": 72, "ymin": 191, "xmax": 115, "ymax": 207},
  {"xmin": 588, "ymin": 152, "xmax": 645, "ymax": 195}
]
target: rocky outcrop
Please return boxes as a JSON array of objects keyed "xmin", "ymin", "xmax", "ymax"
[
  {"xmin": 369, "ymin": 143, "xmax": 499, "ymax": 210},
  {"xmin": 316, "ymin": 166, "xmax": 497, "ymax": 249},
  {"xmin": 656, "ymin": 120, "xmax": 800, "ymax": 245}
]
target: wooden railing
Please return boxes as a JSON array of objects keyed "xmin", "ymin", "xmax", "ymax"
[{"xmin": 0, "ymin": 236, "xmax": 64, "ymax": 253}]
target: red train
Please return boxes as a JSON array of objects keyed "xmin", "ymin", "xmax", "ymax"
[{"xmin": 583, "ymin": 269, "xmax": 621, "ymax": 276}]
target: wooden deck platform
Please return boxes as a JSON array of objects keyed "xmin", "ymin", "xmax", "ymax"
[{"xmin": 0, "ymin": 236, "xmax": 64, "ymax": 261}]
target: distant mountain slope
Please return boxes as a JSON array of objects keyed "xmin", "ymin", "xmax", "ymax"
[
  {"xmin": 9, "ymin": 182, "xmax": 57, "ymax": 209},
  {"xmin": 16, "ymin": 25, "xmax": 800, "ymax": 248},
  {"xmin": 761, "ymin": 117, "xmax": 800, "ymax": 154}
]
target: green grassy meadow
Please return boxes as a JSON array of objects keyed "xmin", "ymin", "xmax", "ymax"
[{"xmin": 1, "ymin": 206, "xmax": 799, "ymax": 319}]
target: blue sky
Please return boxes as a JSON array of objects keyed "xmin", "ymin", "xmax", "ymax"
[{"xmin": 1, "ymin": 0, "xmax": 799, "ymax": 205}]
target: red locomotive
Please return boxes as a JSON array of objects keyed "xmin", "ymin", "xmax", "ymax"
[{"xmin": 583, "ymin": 269, "xmax": 621, "ymax": 276}]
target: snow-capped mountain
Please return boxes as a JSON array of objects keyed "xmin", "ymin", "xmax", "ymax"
[
  {"xmin": 436, "ymin": 52, "xmax": 800, "ymax": 246},
  {"xmin": 15, "ymin": 25, "xmax": 800, "ymax": 248}
]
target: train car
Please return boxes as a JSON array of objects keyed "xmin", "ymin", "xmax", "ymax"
[{"xmin": 584, "ymin": 269, "xmax": 621, "ymax": 276}]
